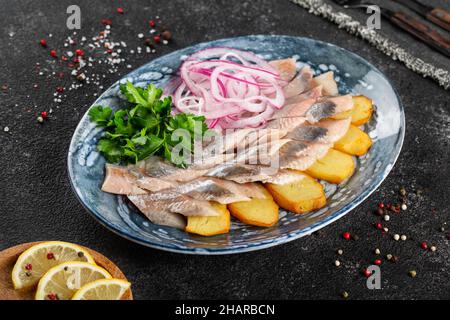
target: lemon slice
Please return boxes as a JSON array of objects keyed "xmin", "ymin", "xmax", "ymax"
[
  {"xmin": 35, "ymin": 261, "xmax": 112, "ymax": 300},
  {"xmin": 12, "ymin": 241, "xmax": 95, "ymax": 289},
  {"xmin": 72, "ymin": 279, "xmax": 131, "ymax": 300}
]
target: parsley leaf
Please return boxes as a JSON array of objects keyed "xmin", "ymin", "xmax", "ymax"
[{"xmin": 89, "ymin": 81, "xmax": 208, "ymax": 166}]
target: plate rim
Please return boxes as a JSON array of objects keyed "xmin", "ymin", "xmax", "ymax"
[{"xmin": 67, "ymin": 35, "xmax": 405, "ymax": 255}]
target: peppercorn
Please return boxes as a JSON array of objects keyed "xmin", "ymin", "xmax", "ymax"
[
  {"xmin": 25, "ymin": 272, "xmax": 32, "ymax": 277},
  {"xmin": 362, "ymin": 268, "xmax": 371, "ymax": 278},
  {"xmin": 374, "ymin": 259, "xmax": 381, "ymax": 265},
  {"xmin": 162, "ymin": 30, "xmax": 172, "ymax": 40},
  {"xmin": 46, "ymin": 252, "xmax": 54, "ymax": 259},
  {"xmin": 117, "ymin": 7, "xmax": 124, "ymax": 14},
  {"xmin": 421, "ymin": 242, "xmax": 428, "ymax": 250},
  {"xmin": 101, "ymin": 18, "xmax": 113, "ymax": 26},
  {"xmin": 50, "ymin": 50, "xmax": 57, "ymax": 58},
  {"xmin": 352, "ymin": 234, "xmax": 359, "ymax": 241},
  {"xmin": 75, "ymin": 49, "xmax": 85, "ymax": 56},
  {"xmin": 391, "ymin": 255, "xmax": 399, "ymax": 263},
  {"xmin": 375, "ymin": 223, "xmax": 383, "ymax": 230},
  {"xmin": 40, "ymin": 39, "xmax": 47, "ymax": 47},
  {"xmin": 77, "ymin": 251, "xmax": 84, "ymax": 258},
  {"xmin": 153, "ymin": 35, "xmax": 161, "ymax": 44},
  {"xmin": 149, "ymin": 20, "xmax": 156, "ymax": 27},
  {"xmin": 25, "ymin": 263, "xmax": 32, "ymax": 270},
  {"xmin": 342, "ymin": 232, "xmax": 351, "ymax": 240},
  {"xmin": 47, "ymin": 293, "xmax": 58, "ymax": 300},
  {"xmin": 399, "ymin": 187, "xmax": 406, "ymax": 196},
  {"xmin": 376, "ymin": 207, "xmax": 384, "ymax": 216},
  {"xmin": 378, "ymin": 202, "xmax": 385, "ymax": 209}
]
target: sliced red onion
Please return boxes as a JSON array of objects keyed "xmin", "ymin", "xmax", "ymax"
[{"xmin": 171, "ymin": 47, "xmax": 286, "ymax": 129}]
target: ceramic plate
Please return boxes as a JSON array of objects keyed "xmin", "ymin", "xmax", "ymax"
[{"xmin": 68, "ymin": 35, "xmax": 405, "ymax": 254}]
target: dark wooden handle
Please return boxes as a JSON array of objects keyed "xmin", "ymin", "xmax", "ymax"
[
  {"xmin": 427, "ymin": 8, "xmax": 450, "ymax": 32},
  {"xmin": 390, "ymin": 11, "xmax": 450, "ymax": 58}
]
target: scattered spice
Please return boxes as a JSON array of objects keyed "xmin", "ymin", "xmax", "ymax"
[
  {"xmin": 352, "ymin": 234, "xmax": 359, "ymax": 241},
  {"xmin": 342, "ymin": 232, "xmax": 351, "ymax": 240},
  {"xmin": 335, "ymin": 260, "xmax": 341, "ymax": 267},
  {"xmin": 149, "ymin": 20, "xmax": 156, "ymax": 27},
  {"xmin": 50, "ymin": 49, "xmax": 57, "ymax": 58},
  {"xmin": 153, "ymin": 35, "xmax": 161, "ymax": 44},
  {"xmin": 401, "ymin": 204, "xmax": 407, "ymax": 211},
  {"xmin": 77, "ymin": 251, "xmax": 84, "ymax": 258},
  {"xmin": 430, "ymin": 245, "xmax": 437, "ymax": 252},
  {"xmin": 384, "ymin": 214, "xmax": 390, "ymax": 221},
  {"xmin": 341, "ymin": 291, "xmax": 349, "ymax": 299},
  {"xmin": 399, "ymin": 187, "xmax": 406, "ymax": 196},
  {"xmin": 386, "ymin": 254, "xmax": 393, "ymax": 260},
  {"xmin": 375, "ymin": 223, "xmax": 383, "ymax": 230},
  {"xmin": 374, "ymin": 259, "xmax": 381, "ymax": 266},
  {"xmin": 375, "ymin": 248, "xmax": 380, "ymax": 255},
  {"xmin": 378, "ymin": 202, "xmax": 385, "ymax": 209},
  {"xmin": 421, "ymin": 242, "xmax": 428, "ymax": 250},
  {"xmin": 117, "ymin": 7, "xmax": 124, "ymax": 14},
  {"xmin": 376, "ymin": 207, "xmax": 384, "ymax": 216},
  {"xmin": 409, "ymin": 270, "xmax": 417, "ymax": 278},
  {"xmin": 400, "ymin": 235, "xmax": 407, "ymax": 241},
  {"xmin": 40, "ymin": 39, "xmax": 47, "ymax": 47},
  {"xmin": 25, "ymin": 263, "xmax": 32, "ymax": 270},
  {"xmin": 391, "ymin": 255, "xmax": 399, "ymax": 263},
  {"xmin": 47, "ymin": 293, "xmax": 58, "ymax": 300},
  {"xmin": 162, "ymin": 30, "xmax": 172, "ymax": 40},
  {"xmin": 362, "ymin": 268, "xmax": 372, "ymax": 278},
  {"xmin": 37, "ymin": 116, "xmax": 44, "ymax": 123},
  {"xmin": 337, "ymin": 249, "xmax": 343, "ymax": 255},
  {"xmin": 393, "ymin": 234, "xmax": 400, "ymax": 241},
  {"xmin": 25, "ymin": 272, "xmax": 32, "ymax": 277}
]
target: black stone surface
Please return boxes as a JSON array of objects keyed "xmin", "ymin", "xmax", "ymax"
[{"xmin": 0, "ymin": 0, "xmax": 449, "ymax": 300}]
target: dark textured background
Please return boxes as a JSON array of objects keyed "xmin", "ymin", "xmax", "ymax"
[{"xmin": 1, "ymin": 0, "xmax": 449, "ymax": 300}]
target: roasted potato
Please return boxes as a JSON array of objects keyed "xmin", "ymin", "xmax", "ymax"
[
  {"xmin": 186, "ymin": 202, "xmax": 230, "ymax": 236},
  {"xmin": 331, "ymin": 95, "xmax": 374, "ymax": 125},
  {"xmin": 351, "ymin": 95, "xmax": 374, "ymax": 126},
  {"xmin": 305, "ymin": 148, "xmax": 355, "ymax": 184},
  {"xmin": 311, "ymin": 71, "xmax": 338, "ymax": 96},
  {"xmin": 334, "ymin": 125, "xmax": 372, "ymax": 156},
  {"xmin": 228, "ymin": 184, "xmax": 279, "ymax": 227},
  {"xmin": 265, "ymin": 171, "xmax": 326, "ymax": 214}
]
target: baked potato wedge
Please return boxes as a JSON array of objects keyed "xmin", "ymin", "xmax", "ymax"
[
  {"xmin": 351, "ymin": 95, "xmax": 373, "ymax": 126},
  {"xmin": 228, "ymin": 184, "xmax": 279, "ymax": 227},
  {"xmin": 334, "ymin": 125, "xmax": 372, "ymax": 156},
  {"xmin": 186, "ymin": 202, "xmax": 230, "ymax": 236},
  {"xmin": 305, "ymin": 148, "xmax": 355, "ymax": 184},
  {"xmin": 331, "ymin": 95, "xmax": 374, "ymax": 125},
  {"xmin": 265, "ymin": 172, "xmax": 326, "ymax": 214}
]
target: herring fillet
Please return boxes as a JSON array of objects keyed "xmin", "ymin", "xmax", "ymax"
[
  {"xmin": 101, "ymin": 164, "xmax": 147, "ymax": 195},
  {"xmin": 269, "ymin": 58, "xmax": 297, "ymax": 81},
  {"xmin": 128, "ymin": 196, "xmax": 187, "ymax": 230},
  {"xmin": 283, "ymin": 65, "xmax": 314, "ymax": 98}
]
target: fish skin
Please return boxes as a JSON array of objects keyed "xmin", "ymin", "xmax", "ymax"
[
  {"xmin": 279, "ymin": 142, "xmax": 332, "ymax": 171},
  {"xmin": 128, "ymin": 196, "xmax": 187, "ymax": 229},
  {"xmin": 286, "ymin": 118, "xmax": 351, "ymax": 144},
  {"xmin": 266, "ymin": 116, "xmax": 308, "ymax": 131},
  {"xmin": 128, "ymin": 193, "xmax": 219, "ymax": 217},
  {"xmin": 269, "ymin": 58, "xmax": 297, "ymax": 81},
  {"xmin": 283, "ymin": 65, "xmax": 314, "ymax": 98},
  {"xmin": 101, "ymin": 164, "xmax": 147, "ymax": 195},
  {"xmin": 271, "ymin": 95, "xmax": 353, "ymax": 122},
  {"xmin": 284, "ymin": 85, "xmax": 323, "ymax": 105}
]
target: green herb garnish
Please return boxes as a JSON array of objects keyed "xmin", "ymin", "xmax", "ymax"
[{"xmin": 89, "ymin": 81, "xmax": 208, "ymax": 166}]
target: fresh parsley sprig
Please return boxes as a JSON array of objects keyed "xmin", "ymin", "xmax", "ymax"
[{"xmin": 88, "ymin": 81, "xmax": 207, "ymax": 166}]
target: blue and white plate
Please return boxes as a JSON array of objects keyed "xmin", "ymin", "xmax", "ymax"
[{"xmin": 68, "ymin": 35, "xmax": 405, "ymax": 254}]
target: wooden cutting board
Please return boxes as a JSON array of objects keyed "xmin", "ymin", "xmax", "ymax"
[{"xmin": 0, "ymin": 242, "xmax": 133, "ymax": 300}]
